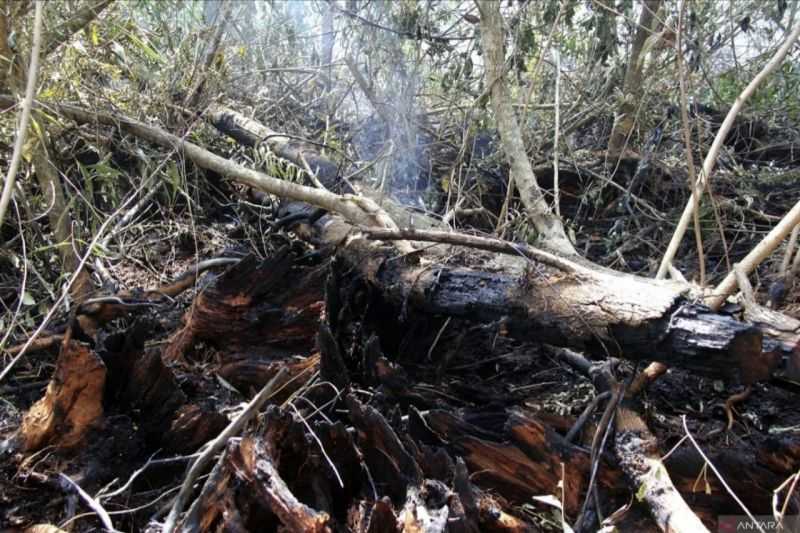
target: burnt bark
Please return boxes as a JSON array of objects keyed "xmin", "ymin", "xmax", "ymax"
[
  {"xmin": 164, "ymin": 249, "xmax": 324, "ymax": 363},
  {"xmin": 332, "ymin": 229, "xmax": 768, "ymax": 384}
]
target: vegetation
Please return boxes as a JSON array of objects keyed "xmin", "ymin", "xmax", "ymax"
[{"xmin": 1, "ymin": 1, "xmax": 799, "ymax": 532}]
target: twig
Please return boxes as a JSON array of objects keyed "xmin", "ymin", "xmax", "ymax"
[
  {"xmin": 289, "ymin": 402, "xmax": 344, "ymax": 488},
  {"xmin": 96, "ymin": 452, "xmax": 201, "ymax": 502},
  {"xmin": 360, "ymin": 226, "xmax": 590, "ymax": 276},
  {"xmin": 61, "ymin": 485, "xmax": 182, "ymax": 529},
  {"xmin": 574, "ymin": 382, "xmax": 623, "ymax": 531},
  {"xmin": 299, "ymin": 152, "xmax": 330, "ymax": 191},
  {"xmin": 427, "ymin": 316, "xmax": 451, "ymax": 361},
  {"xmin": 59, "ymin": 473, "xmax": 118, "ymax": 532},
  {"xmin": 773, "ymin": 469, "xmax": 800, "ymax": 527},
  {"xmin": 681, "ymin": 415, "xmax": 765, "ymax": 533},
  {"xmin": 565, "ymin": 391, "xmax": 611, "ymax": 443}
]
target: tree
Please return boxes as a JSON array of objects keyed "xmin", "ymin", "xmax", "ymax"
[
  {"xmin": 606, "ymin": 0, "xmax": 664, "ymax": 156},
  {"xmin": 477, "ymin": 0, "xmax": 576, "ymax": 254}
]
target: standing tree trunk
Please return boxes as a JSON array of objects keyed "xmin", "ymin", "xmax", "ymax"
[
  {"xmin": 607, "ymin": 0, "xmax": 663, "ymax": 155},
  {"xmin": 592, "ymin": 3, "xmax": 618, "ymax": 67},
  {"xmin": 476, "ymin": 0, "xmax": 576, "ymax": 255}
]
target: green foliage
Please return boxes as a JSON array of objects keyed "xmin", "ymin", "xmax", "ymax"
[
  {"xmin": 164, "ymin": 161, "xmax": 184, "ymax": 207},
  {"xmin": 78, "ymin": 157, "xmax": 123, "ymax": 207},
  {"xmin": 713, "ymin": 59, "xmax": 800, "ymax": 120}
]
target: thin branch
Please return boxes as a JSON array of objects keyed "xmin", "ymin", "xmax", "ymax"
[
  {"xmin": 657, "ymin": 22, "xmax": 800, "ymax": 279},
  {"xmin": 0, "ymin": 0, "xmax": 43, "ymax": 230},
  {"xmin": 681, "ymin": 416, "xmax": 765, "ymax": 533},
  {"xmin": 289, "ymin": 402, "xmax": 344, "ymax": 488},
  {"xmin": 360, "ymin": 226, "xmax": 592, "ymax": 276},
  {"xmin": 552, "ymin": 45, "xmax": 561, "ymax": 218},
  {"xmin": 59, "ymin": 473, "xmax": 118, "ymax": 532}
]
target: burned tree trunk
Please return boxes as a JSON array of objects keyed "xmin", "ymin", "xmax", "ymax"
[
  {"xmin": 164, "ymin": 248, "xmax": 325, "ymax": 364},
  {"xmin": 329, "ymin": 226, "xmax": 770, "ymax": 385},
  {"xmin": 19, "ymin": 339, "xmax": 106, "ymax": 452}
]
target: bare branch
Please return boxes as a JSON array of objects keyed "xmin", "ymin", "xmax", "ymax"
[
  {"xmin": 0, "ymin": 0, "xmax": 42, "ymax": 229},
  {"xmin": 657, "ymin": 22, "xmax": 800, "ymax": 279},
  {"xmin": 476, "ymin": 0, "xmax": 575, "ymax": 254}
]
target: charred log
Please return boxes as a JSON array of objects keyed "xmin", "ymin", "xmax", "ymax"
[
  {"xmin": 164, "ymin": 248, "xmax": 325, "ymax": 362},
  {"xmin": 332, "ymin": 230, "xmax": 768, "ymax": 384}
]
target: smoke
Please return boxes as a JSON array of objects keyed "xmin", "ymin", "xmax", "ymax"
[
  {"xmin": 233, "ymin": 1, "xmax": 437, "ymax": 210},
  {"xmin": 347, "ymin": 4, "xmax": 433, "ymax": 211}
]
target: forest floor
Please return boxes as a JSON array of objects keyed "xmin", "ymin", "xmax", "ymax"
[{"xmin": 2, "ymin": 108, "xmax": 800, "ymax": 533}]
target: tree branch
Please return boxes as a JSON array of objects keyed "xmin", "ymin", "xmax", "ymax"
[
  {"xmin": 0, "ymin": 0, "xmax": 42, "ymax": 230},
  {"xmin": 476, "ymin": 0, "xmax": 576, "ymax": 254},
  {"xmin": 0, "ymin": 97, "xmax": 413, "ymax": 253},
  {"xmin": 657, "ymin": 22, "xmax": 800, "ymax": 279}
]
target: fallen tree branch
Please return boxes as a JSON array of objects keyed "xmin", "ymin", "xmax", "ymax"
[
  {"xmin": 59, "ymin": 474, "xmax": 118, "ymax": 533},
  {"xmin": 552, "ymin": 347, "xmax": 708, "ymax": 533},
  {"xmin": 204, "ymin": 104, "xmax": 443, "ymax": 231},
  {"xmin": 616, "ymin": 409, "xmax": 709, "ymax": 533},
  {"xmin": 3, "ymin": 334, "xmax": 64, "ymax": 356},
  {"xmin": 0, "ymin": 97, "xmax": 413, "ymax": 253},
  {"xmin": 707, "ymin": 200, "xmax": 800, "ymax": 310}
]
